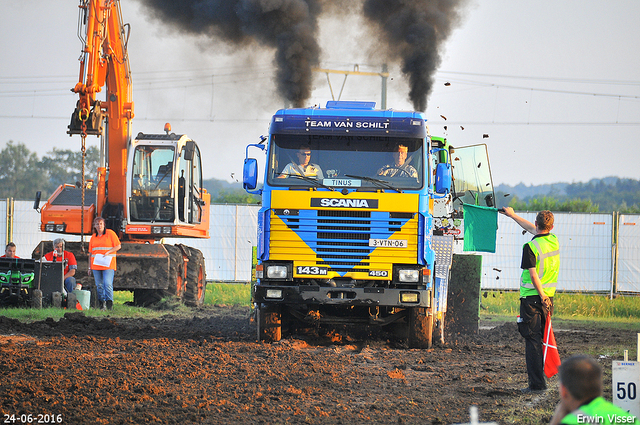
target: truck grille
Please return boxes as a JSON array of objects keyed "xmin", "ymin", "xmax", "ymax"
[{"xmin": 271, "ymin": 209, "xmax": 416, "ymax": 275}]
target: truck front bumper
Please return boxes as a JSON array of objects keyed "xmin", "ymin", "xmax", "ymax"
[{"xmin": 254, "ymin": 285, "xmax": 431, "ymax": 308}]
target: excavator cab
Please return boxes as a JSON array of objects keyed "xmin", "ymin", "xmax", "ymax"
[
  {"xmin": 127, "ymin": 132, "xmax": 209, "ymax": 235},
  {"xmin": 129, "ymin": 146, "xmax": 175, "ymax": 222}
]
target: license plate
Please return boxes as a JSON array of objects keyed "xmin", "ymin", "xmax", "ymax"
[
  {"xmin": 369, "ymin": 239, "xmax": 408, "ymax": 248},
  {"xmin": 296, "ymin": 266, "xmax": 328, "ymax": 275}
]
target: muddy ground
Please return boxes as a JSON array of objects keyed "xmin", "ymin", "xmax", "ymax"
[{"xmin": 0, "ymin": 306, "xmax": 636, "ymax": 424}]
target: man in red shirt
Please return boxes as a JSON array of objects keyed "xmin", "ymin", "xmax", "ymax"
[
  {"xmin": 1, "ymin": 242, "xmax": 19, "ymax": 258},
  {"xmin": 44, "ymin": 238, "xmax": 77, "ymax": 295}
]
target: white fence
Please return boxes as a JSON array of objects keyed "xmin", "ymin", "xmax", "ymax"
[
  {"xmin": 2, "ymin": 200, "xmax": 258, "ymax": 283},
  {"xmin": 480, "ymin": 213, "xmax": 617, "ymax": 293},
  {"xmin": 618, "ymin": 215, "xmax": 640, "ymax": 293},
  {"xmin": 2, "ymin": 201, "xmax": 638, "ymax": 293}
]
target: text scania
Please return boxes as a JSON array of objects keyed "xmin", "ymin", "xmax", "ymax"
[
  {"xmin": 305, "ymin": 120, "xmax": 390, "ymax": 129},
  {"xmin": 311, "ymin": 198, "xmax": 379, "ymax": 209}
]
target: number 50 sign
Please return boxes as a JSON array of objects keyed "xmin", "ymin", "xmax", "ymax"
[{"xmin": 613, "ymin": 360, "xmax": 640, "ymax": 417}]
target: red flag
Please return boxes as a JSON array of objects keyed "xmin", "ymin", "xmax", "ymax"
[{"xmin": 543, "ymin": 312, "xmax": 561, "ymax": 378}]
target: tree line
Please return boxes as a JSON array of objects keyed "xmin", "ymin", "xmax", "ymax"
[
  {"xmin": 0, "ymin": 141, "xmax": 258, "ymax": 204},
  {"xmin": 0, "ymin": 141, "xmax": 99, "ymax": 200},
  {"xmin": 496, "ymin": 177, "xmax": 640, "ymax": 213},
  {"xmin": 1, "ymin": 140, "xmax": 636, "ymax": 210}
]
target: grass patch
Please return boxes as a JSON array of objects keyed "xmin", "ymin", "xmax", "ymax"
[
  {"xmin": 206, "ymin": 282, "xmax": 251, "ymax": 306},
  {"xmin": 3, "ymin": 286, "xmax": 638, "ymax": 326},
  {"xmin": 480, "ymin": 290, "xmax": 640, "ymax": 321},
  {"xmin": 0, "ymin": 294, "xmax": 161, "ymax": 323},
  {"xmin": 0, "ymin": 282, "xmax": 252, "ymax": 323}
]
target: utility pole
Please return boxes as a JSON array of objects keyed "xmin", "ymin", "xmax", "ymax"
[{"xmin": 381, "ymin": 64, "xmax": 388, "ymax": 109}]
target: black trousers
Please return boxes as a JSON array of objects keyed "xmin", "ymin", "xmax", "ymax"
[{"xmin": 518, "ymin": 295, "xmax": 553, "ymax": 390}]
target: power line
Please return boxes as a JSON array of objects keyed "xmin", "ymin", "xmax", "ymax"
[
  {"xmin": 425, "ymin": 120, "xmax": 640, "ymax": 126},
  {"xmin": 434, "ymin": 77, "xmax": 640, "ymax": 100},
  {"xmin": 437, "ymin": 70, "xmax": 640, "ymax": 86},
  {"xmin": 3, "ymin": 65, "xmax": 640, "ymax": 100},
  {"xmin": 0, "ymin": 114, "xmax": 271, "ymax": 123},
  {"xmin": 2, "ymin": 114, "xmax": 639, "ymax": 126}
]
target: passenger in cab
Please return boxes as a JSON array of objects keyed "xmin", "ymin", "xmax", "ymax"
[{"xmin": 279, "ymin": 147, "xmax": 324, "ymax": 179}]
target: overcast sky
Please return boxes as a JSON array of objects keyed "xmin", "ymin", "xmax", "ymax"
[{"xmin": 1, "ymin": 0, "xmax": 639, "ymax": 187}]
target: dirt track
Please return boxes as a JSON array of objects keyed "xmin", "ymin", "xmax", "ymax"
[{"xmin": 0, "ymin": 306, "xmax": 636, "ymax": 424}]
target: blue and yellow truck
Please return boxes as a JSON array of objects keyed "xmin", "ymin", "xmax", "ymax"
[{"xmin": 243, "ymin": 101, "xmax": 495, "ymax": 347}]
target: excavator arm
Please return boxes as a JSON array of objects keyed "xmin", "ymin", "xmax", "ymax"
[{"xmin": 68, "ymin": 0, "xmax": 133, "ymax": 220}]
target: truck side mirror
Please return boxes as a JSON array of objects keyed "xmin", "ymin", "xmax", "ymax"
[
  {"xmin": 435, "ymin": 163, "xmax": 451, "ymax": 195},
  {"xmin": 33, "ymin": 191, "xmax": 41, "ymax": 211},
  {"xmin": 484, "ymin": 193, "xmax": 494, "ymax": 207},
  {"xmin": 243, "ymin": 158, "xmax": 258, "ymax": 191}
]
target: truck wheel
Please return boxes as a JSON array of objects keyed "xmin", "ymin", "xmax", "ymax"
[
  {"xmin": 408, "ymin": 307, "xmax": 433, "ymax": 349},
  {"xmin": 184, "ymin": 249, "xmax": 206, "ymax": 307},
  {"xmin": 257, "ymin": 304, "xmax": 282, "ymax": 342}
]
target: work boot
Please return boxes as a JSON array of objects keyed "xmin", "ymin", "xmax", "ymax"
[
  {"xmin": 106, "ymin": 300, "xmax": 113, "ymax": 310},
  {"xmin": 100, "ymin": 301, "xmax": 107, "ymax": 311}
]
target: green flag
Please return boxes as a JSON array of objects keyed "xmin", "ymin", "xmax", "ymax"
[{"xmin": 463, "ymin": 204, "xmax": 498, "ymax": 253}]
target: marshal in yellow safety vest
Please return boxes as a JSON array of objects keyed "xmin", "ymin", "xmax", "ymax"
[{"xmin": 520, "ymin": 233, "xmax": 560, "ymax": 298}]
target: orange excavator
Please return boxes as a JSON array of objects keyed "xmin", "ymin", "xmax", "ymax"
[{"xmin": 33, "ymin": 0, "xmax": 211, "ymax": 306}]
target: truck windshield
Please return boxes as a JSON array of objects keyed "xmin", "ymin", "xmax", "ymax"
[{"xmin": 267, "ymin": 134, "xmax": 424, "ymax": 190}]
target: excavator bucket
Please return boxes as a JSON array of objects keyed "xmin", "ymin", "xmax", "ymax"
[{"xmin": 112, "ymin": 243, "xmax": 171, "ymax": 290}]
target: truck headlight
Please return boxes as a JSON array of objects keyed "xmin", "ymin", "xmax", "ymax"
[
  {"xmin": 400, "ymin": 292, "xmax": 419, "ymax": 303},
  {"xmin": 398, "ymin": 269, "xmax": 419, "ymax": 283},
  {"xmin": 266, "ymin": 265, "xmax": 288, "ymax": 279},
  {"xmin": 265, "ymin": 289, "xmax": 283, "ymax": 299}
]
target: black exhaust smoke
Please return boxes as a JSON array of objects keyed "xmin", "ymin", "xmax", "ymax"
[
  {"xmin": 136, "ymin": 0, "xmax": 322, "ymax": 107},
  {"xmin": 362, "ymin": 0, "xmax": 468, "ymax": 111}
]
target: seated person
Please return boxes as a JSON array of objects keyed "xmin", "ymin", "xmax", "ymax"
[
  {"xmin": 278, "ymin": 147, "xmax": 324, "ymax": 179},
  {"xmin": 1, "ymin": 242, "xmax": 19, "ymax": 258},
  {"xmin": 550, "ymin": 354, "xmax": 638, "ymax": 424},
  {"xmin": 43, "ymin": 238, "xmax": 78, "ymax": 295},
  {"xmin": 377, "ymin": 143, "xmax": 418, "ymax": 178}
]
